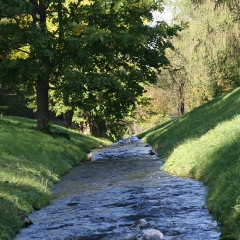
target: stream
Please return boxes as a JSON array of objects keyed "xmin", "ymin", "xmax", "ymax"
[{"xmin": 15, "ymin": 138, "xmax": 220, "ymax": 240}]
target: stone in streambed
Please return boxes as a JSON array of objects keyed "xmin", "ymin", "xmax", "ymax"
[
  {"xmin": 149, "ymin": 150, "xmax": 156, "ymax": 155},
  {"xmin": 142, "ymin": 229, "xmax": 164, "ymax": 240},
  {"xmin": 134, "ymin": 218, "xmax": 148, "ymax": 229}
]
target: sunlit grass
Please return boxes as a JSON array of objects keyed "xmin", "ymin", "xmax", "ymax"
[
  {"xmin": 0, "ymin": 116, "xmax": 111, "ymax": 239},
  {"xmin": 139, "ymin": 88, "xmax": 240, "ymax": 239}
]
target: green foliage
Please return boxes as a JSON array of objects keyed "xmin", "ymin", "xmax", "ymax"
[
  {"xmin": 132, "ymin": 85, "xmax": 173, "ymax": 134},
  {"xmin": 57, "ymin": 0, "xmax": 178, "ymax": 130},
  {"xmin": 191, "ymin": 0, "xmax": 240, "ymax": 20},
  {"xmin": 0, "ymin": 0, "xmax": 178, "ymax": 134},
  {"xmin": 0, "ymin": 85, "xmax": 35, "ymax": 118},
  {"xmin": 139, "ymin": 87, "xmax": 240, "ymax": 238},
  {"xmin": 0, "ymin": 116, "xmax": 111, "ymax": 239},
  {"xmin": 137, "ymin": 0, "xmax": 240, "ymax": 151},
  {"xmin": 164, "ymin": 0, "xmax": 240, "ymax": 113}
]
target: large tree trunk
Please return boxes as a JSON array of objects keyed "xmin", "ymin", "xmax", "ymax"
[
  {"xmin": 36, "ymin": 79, "xmax": 49, "ymax": 132},
  {"xmin": 30, "ymin": 0, "xmax": 50, "ymax": 132}
]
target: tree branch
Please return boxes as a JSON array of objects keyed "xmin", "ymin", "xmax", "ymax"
[{"xmin": 13, "ymin": 48, "xmax": 30, "ymax": 55}]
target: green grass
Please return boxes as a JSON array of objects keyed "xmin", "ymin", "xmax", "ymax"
[
  {"xmin": 138, "ymin": 87, "xmax": 240, "ymax": 239},
  {"xmin": 0, "ymin": 116, "xmax": 111, "ymax": 240}
]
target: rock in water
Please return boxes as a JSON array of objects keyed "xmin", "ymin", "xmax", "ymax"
[
  {"xmin": 87, "ymin": 152, "xmax": 93, "ymax": 161},
  {"xmin": 142, "ymin": 229, "xmax": 164, "ymax": 240},
  {"xmin": 134, "ymin": 218, "xmax": 148, "ymax": 229},
  {"xmin": 149, "ymin": 150, "xmax": 156, "ymax": 155}
]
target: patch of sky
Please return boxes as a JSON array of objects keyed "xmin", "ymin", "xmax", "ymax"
[{"xmin": 150, "ymin": 5, "xmax": 173, "ymax": 27}]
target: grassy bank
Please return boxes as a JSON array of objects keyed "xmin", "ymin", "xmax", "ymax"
[
  {"xmin": 0, "ymin": 116, "xmax": 111, "ymax": 240},
  {"xmin": 138, "ymin": 88, "xmax": 240, "ymax": 239}
]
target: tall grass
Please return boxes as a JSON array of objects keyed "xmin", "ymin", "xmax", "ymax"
[
  {"xmin": 0, "ymin": 116, "xmax": 111, "ymax": 240},
  {"xmin": 139, "ymin": 88, "xmax": 240, "ymax": 239}
]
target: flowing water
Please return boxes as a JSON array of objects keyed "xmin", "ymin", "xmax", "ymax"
[{"xmin": 15, "ymin": 138, "xmax": 220, "ymax": 240}]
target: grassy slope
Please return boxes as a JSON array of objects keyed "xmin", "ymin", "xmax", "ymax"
[
  {"xmin": 138, "ymin": 88, "xmax": 240, "ymax": 239},
  {"xmin": 0, "ymin": 116, "xmax": 111, "ymax": 240}
]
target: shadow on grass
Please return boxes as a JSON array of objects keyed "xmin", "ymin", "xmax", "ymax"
[
  {"xmin": 1, "ymin": 116, "xmax": 110, "ymax": 154},
  {"xmin": 0, "ymin": 116, "xmax": 37, "ymax": 129},
  {"xmin": 196, "ymin": 139, "xmax": 240, "ymax": 239},
  {"xmin": 0, "ymin": 180, "xmax": 51, "ymax": 239},
  {"xmin": 137, "ymin": 119, "xmax": 173, "ymax": 139},
  {"xmin": 0, "ymin": 116, "xmax": 111, "ymax": 239},
  {"xmin": 140, "ymin": 88, "xmax": 240, "ymax": 158}
]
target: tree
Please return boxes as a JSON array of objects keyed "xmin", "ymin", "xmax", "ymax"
[
  {"xmin": 0, "ymin": 0, "xmax": 178, "ymax": 134},
  {"xmin": 132, "ymin": 0, "xmax": 240, "ymax": 135},
  {"xmin": 53, "ymin": 0, "xmax": 180, "ymax": 137},
  {"xmin": 0, "ymin": 0, "xmax": 54, "ymax": 132},
  {"xmin": 165, "ymin": 0, "xmax": 240, "ymax": 107}
]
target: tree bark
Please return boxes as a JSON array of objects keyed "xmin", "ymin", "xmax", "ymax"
[
  {"xmin": 178, "ymin": 81, "xmax": 185, "ymax": 116},
  {"xmin": 63, "ymin": 110, "xmax": 74, "ymax": 129},
  {"xmin": 30, "ymin": 0, "xmax": 50, "ymax": 132},
  {"xmin": 36, "ymin": 79, "xmax": 49, "ymax": 132}
]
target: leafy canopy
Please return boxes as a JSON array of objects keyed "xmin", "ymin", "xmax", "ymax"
[{"xmin": 0, "ymin": 0, "xmax": 179, "ymax": 135}]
